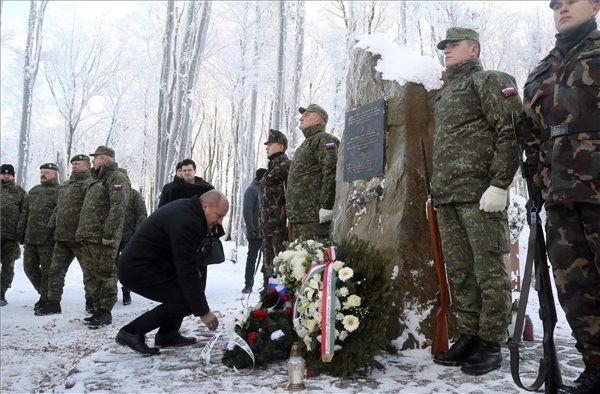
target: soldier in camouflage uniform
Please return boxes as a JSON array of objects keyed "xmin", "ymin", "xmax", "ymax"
[
  {"xmin": 117, "ymin": 184, "xmax": 148, "ymax": 305},
  {"xmin": 430, "ymin": 28, "xmax": 521, "ymax": 375},
  {"xmin": 0, "ymin": 164, "xmax": 27, "ymax": 306},
  {"xmin": 260, "ymin": 130, "xmax": 291, "ymax": 290},
  {"xmin": 286, "ymin": 104, "xmax": 339, "ymax": 242},
  {"xmin": 35, "ymin": 155, "xmax": 93, "ymax": 316},
  {"xmin": 521, "ymin": 2, "xmax": 600, "ymax": 391},
  {"xmin": 76, "ymin": 146, "xmax": 130, "ymax": 328},
  {"xmin": 17, "ymin": 163, "xmax": 60, "ymax": 313}
]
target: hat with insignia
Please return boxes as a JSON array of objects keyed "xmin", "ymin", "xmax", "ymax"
[
  {"xmin": 70, "ymin": 154, "xmax": 90, "ymax": 163},
  {"xmin": 264, "ymin": 129, "xmax": 288, "ymax": 147},
  {"xmin": 89, "ymin": 145, "xmax": 115, "ymax": 158},
  {"xmin": 437, "ymin": 27, "xmax": 480, "ymax": 50},
  {"xmin": 40, "ymin": 163, "xmax": 59, "ymax": 172},
  {"xmin": 299, "ymin": 104, "xmax": 329, "ymax": 124},
  {"xmin": 1, "ymin": 164, "xmax": 15, "ymax": 176}
]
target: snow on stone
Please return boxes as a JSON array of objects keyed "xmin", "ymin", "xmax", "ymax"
[{"xmin": 355, "ymin": 33, "xmax": 444, "ymax": 91}]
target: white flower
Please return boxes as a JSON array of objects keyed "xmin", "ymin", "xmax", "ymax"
[
  {"xmin": 338, "ymin": 267, "xmax": 354, "ymax": 282},
  {"xmin": 333, "ymin": 261, "xmax": 344, "ymax": 271},
  {"xmin": 336, "ymin": 287, "xmax": 349, "ymax": 297},
  {"xmin": 336, "ymin": 313, "xmax": 344, "ymax": 321},
  {"xmin": 226, "ymin": 340, "xmax": 236, "ymax": 351},
  {"xmin": 342, "ymin": 315, "xmax": 360, "ymax": 332},
  {"xmin": 339, "ymin": 330, "xmax": 349, "ymax": 341},
  {"xmin": 316, "ymin": 335, "xmax": 321, "ymax": 343},
  {"xmin": 343, "ymin": 294, "xmax": 362, "ymax": 309},
  {"xmin": 304, "ymin": 318, "xmax": 317, "ymax": 333},
  {"xmin": 303, "ymin": 335, "xmax": 312, "ymax": 348},
  {"xmin": 271, "ymin": 330, "xmax": 285, "ymax": 341},
  {"xmin": 334, "ymin": 344, "xmax": 342, "ymax": 351},
  {"xmin": 293, "ymin": 265, "xmax": 306, "ymax": 280}
]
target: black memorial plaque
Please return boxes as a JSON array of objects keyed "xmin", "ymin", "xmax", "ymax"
[{"xmin": 343, "ymin": 99, "xmax": 386, "ymax": 182}]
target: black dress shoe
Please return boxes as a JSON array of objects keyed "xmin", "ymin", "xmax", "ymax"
[
  {"xmin": 35, "ymin": 300, "xmax": 62, "ymax": 316},
  {"xmin": 88, "ymin": 309, "xmax": 112, "ymax": 329},
  {"xmin": 460, "ymin": 339, "xmax": 502, "ymax": 375},
  {"xmin": 0, "ymin": 291, "xmax": 7, "ymax": 307},
  {"xmin": 241, "ymin": 285, "xmax": 252, "ymax": 294},
  {"xmin": 116, "ymin": 328, "xmax": 160, "ymax": 355},
  {"xmin": 433, "ymin": 334, "xmax": 479, "ymax": 366},
  {"xmin": 155, "ymin": 331, "xmax": 197, "ymax": 347}
]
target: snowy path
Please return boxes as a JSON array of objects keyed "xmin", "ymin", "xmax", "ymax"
[{"xmin": 1, "ymin": 241, "xmax": 584, "ymax": 393}]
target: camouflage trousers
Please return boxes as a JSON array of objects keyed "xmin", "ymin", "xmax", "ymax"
[
  {"xmin": 291, "ymin": 221, "xmax": 330, "ymax": 243},
  {"xmin": 1, "ymin": 239, "xmax": 20, "ymax": 293},
  {"xmin": 23, "ymin": 243, "xmax": 55, "ymax": 299},
  {"xmin": 546, "ymin": 202, "xmax": 600, "ymax": 365},
  {"xmin": 80, "ymin": 241, "xmax": 119, "ymax": 311},
  {"xmin": 262, "ymin": 230, "xmax": 288, "ymax": 289},
  {"xmin": 436, "ymin": 203, "xmax": 512, "ymax": 342},
  {"xmin": 46, "ymin": 241, "xmax": 92, "ymax": 303}
]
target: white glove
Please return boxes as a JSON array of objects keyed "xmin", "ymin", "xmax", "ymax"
[
  {"xmin": 479, "ymin": 185, "xmax": 508, "ymax": 212},
  {"xmin": 318, "ymin": 208, "xmax": 333, "ymax": 223}
]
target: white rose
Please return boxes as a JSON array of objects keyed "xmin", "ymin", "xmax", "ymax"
[
  {"xmin": 333, "ymin": 261, "xmax": 344, "ymax": 271},
  {"xmin": 338, "ymin": 267, "xmax": 354, "ymax": 282},
  {"xmin": 343, "ymin": 294, "xmax": 361, "ymax": 309},
  {"xmin": 342, "ymin": 315, "xmax": 360, "ymax": 332}
]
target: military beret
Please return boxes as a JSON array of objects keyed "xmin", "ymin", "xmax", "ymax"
[
  {"xmin": 264, "ymin": 129, "xmax": 288, "ymax": 147},
  {"xmin": 299, "ymin": 104, "xmax": 329, "ymax": 124},
  {"xmin": 70, "ymin": 154, "xmax": 90, "ymax": 163},
  {"xmin": 90, "ymin": 145, "xmax": 115, "ymax": 158},
  {"xmin": 40, "ymin": 162, "xmax": 59, "ymax": 172},
  {"xmin": 437, "ymin": 27, "xmax": 480, "ymax": 50},
  {"xmin": 1, "ymin": 164, "xmax": 15, "ymax": 176}
]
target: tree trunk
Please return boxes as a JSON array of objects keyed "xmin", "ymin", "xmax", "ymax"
[
  {"xmin": 271, "ymin": 0, "xmax": 286, "ymax": 130},
  {"xmin": 288, "ymin": 0, "xmax": 305, "ymax": 151}
]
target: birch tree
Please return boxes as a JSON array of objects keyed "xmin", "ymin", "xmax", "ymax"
[
  {"xmin": 16, "ymin": 0, "xmax": 48, "ymax": 187},
  {"xmin": 271, "ymin": 0, "xmax": 286, "ymax": 131}
]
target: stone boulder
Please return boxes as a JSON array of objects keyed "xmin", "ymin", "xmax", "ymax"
[{"xmin": 332, "ymin": 46, "xmax": 448, "ymax": 349}]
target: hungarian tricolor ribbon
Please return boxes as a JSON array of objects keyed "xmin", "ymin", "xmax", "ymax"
[{"xmin": 294, "ymin": 245, "xmax": 338, "ymax": 362}]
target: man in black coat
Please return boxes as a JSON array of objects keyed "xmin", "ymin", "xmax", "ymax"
[
  {"xmin": 158, "ymin": 159, "xmax": 214, "ymax": 207},
  {"xmin": 157, "ymin": 161, "xmax": 184, "ymax": 207},
  {"xmin": 116, "ymin": 190, "xmax": 229, "ymax": 355},
  {"xmin": 241, "ymin": 168, "xmax": 267, "ymax": 294}
]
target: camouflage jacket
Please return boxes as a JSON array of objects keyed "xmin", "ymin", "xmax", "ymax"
[
  {"xmin": 432, "ymin": 58, "xmax": 521, "ymax": 204},
  {"xmin": 521, "ymin": 29, "xmax": 600, "ymax": 206},
  {"xmin": 17, "ymin": 178, "xmax": 59, "ymax": 245},
  {"xmin": 286, "ymin": 125, "xmax": 339, "ymax": 223},
  {"xmin": 49, "ymin": 171, "xmax": 92, "ymax": 242},
  {"xmin": 0, "ymin": 181, "xmax": 27, "ymax": 240},
  {"xmin": 121, "ymin": 188, "xmax": 147, "ymax": 246},
  {"xmin": 260, "ymin": 152, "xmax": 291, "ymax": 235},
  {"xmin": 76, "ymin": 161, "xmax": 131, "ymax": 244}
]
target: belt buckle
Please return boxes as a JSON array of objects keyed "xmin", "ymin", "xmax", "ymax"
[{"xmin": 550, "ymin": 124, "xmax": 568, "ymax": 138}]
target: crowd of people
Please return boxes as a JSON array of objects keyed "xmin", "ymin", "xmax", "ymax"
[{"xmin": 0, "ymin": 1, "xmax": 598, "ymax": 392}]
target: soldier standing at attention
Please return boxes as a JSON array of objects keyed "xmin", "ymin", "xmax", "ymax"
[
  {"xmin": 261, "ymin": 130, "xmax": 291, "ymax": 290},
  {"xmin": 430, "ymin": 28, "xmax": 522, "ymax": 375},
  {"xmin": 36, "ymin": 155, "xmax": 93, "ymax": 316},
  {"xmin": 521, "ymin": 1, "xmax": 600, "ymax": 392},
  {"xmin": 76, "ymin": 146, "xmax": 130, "ymax": 328},
  {"xmin": 0, "ymin": 164, "xmax": 27, "ymax": 306},
  {"xmin": 241, "ymin": 167, "xmax": 267, "ymax": 294},
  {"xmin": 286, "ymin": 104, "xmax": 339, "ymax": 241},
  {"xmin": 17, "ymin": 163, "xmax": 60, "ymax": 313}
]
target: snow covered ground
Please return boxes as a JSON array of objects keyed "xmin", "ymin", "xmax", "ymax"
[{"xmin": 1, "ymin": 238, "xmax": 584, "ymax": 393}]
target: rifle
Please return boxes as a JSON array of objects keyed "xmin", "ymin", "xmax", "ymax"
[
  {"xmin": 419, "ymin": 139, "xmax": 450, "ymax": 355},
  {"xmin": 508, "ymin": 114, "xmax": 562, "ymax": 393}
]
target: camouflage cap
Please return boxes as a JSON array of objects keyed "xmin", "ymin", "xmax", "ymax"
[
  {"xmin": 549, "ymin": 0, "xmax": 599, "ymax": 8},
  {"xmin": 1, "ymin": 164, "xmax": 15, "ymax": 176},
  {"xmin": 437, "ymin": 27, "xmax": 480, "ymax": 50},
  {"xmin": 89, "ymin": 145, "xmax": 115, "ymax": 158},
  {"xmin": 70, "ymin": 154, "xmax": 90, "ymax": 163},
  {"xmin": 40, "ymin": 162, "xmax": 59, "ymax": 172},
  {"xmin": 299, "ymin": 104, "xmax": 329, "ymax": 124},
  {"xmin": 264, "ymin": 129, "xmax": 288, "ymax": 147}
]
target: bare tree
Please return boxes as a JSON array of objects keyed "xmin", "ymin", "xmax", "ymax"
[
  {"xmin": 16, "ymin": 0, "xmax": 48, "ymax": 187},
  {"xmin": 288, "ymin": 0, "xmax": 305, "ymax": 151},
  {"xmin": 271, "ymin": 0, "xmax": 286, "ymax": 130}
]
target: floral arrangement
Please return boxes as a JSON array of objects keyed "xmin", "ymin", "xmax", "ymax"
[{"xmin": 273, "ymin": 239, "xmax": 327, "ymax": 295}]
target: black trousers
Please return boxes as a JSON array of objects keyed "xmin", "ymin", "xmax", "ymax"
[
  {"xmin": 244, "ymin": 238, "xmax": 262, "ymax": 287},
  {"xmin": 124, "ymin": 267, "xmax": 207, "ymax": 335}
]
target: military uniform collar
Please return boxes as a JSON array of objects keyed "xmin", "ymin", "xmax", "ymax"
[
  {"xmin": 92, "ymin": 161, "xmax": 118, "ymax": 179},
  {"xmin": 447, "ymin": 58, "xmax": 483, "ymax": 81},
  {"xmin": 41, "ymin": 177, "xmax": 59, "ymax": 187},
  {"xmin": 1, "ymin": 180, "xmax": 15, "ymax": 187},
  {"xmin": 301, "ymin": 124, "xmax": 325, "ymax": 138},
  {"xmin": 69, "ymin": 171, "xmax": 89, "ymax": 181}
]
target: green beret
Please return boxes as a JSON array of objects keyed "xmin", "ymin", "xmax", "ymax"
[
  {"xmin": 90, "ymin": 145, "xmax": 115, "ymax": 158},
  {"xmin": 70, "ymin": 154, "xmax": 90, "ymax": 163},
  {"xmin": 40, "ymin": 163, "xmax": 59, "ymax": 171},
  {"xmin": 437, "ymin": 27, "xmax": 480, "ymax": 50},
  {"xmin": 299, "ymin": 104, "xmax": 329, "ymax": 124}
]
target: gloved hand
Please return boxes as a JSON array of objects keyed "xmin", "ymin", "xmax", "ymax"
[
  {"xmin": 318, "ymin": 208, "xmax": 333, "ymax": 223},
  {"xmin": 479, "ymin": 185, "xmax": 508, "ymax": 212}
]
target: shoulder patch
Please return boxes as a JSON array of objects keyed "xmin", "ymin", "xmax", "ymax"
[
  {"xmin": 325, "ymin": 142, "xmax": 336, "ymax": 150},
  {"xmin": 502, "ymin": 87, "xmax": 518, "ymax": 97},
  {"xmin": 113, "ymin": 184, "xmax": 123, "ymax": 191}
]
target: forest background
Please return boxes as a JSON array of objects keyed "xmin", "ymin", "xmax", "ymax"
[{"xmin": 1, "ymin": 1, "xmax": 561, "ymax": 243}]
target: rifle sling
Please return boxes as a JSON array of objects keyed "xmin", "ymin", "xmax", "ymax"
[{"xmin": 508, "ymin": 221, "xmax": 546, "ymax": 391}]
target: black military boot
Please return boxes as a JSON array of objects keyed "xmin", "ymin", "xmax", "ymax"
[
  {"xmin": 460, "ymin": 338, "xmax": 502, "ymax": 375},
  {"xmin": 116, "ymin": 326, "xmax": 159, "ymax": 356},
  {"xmin": 155, "ymin": 331, "xmax": 197, "ymax": 348},
  {"xmin": 433, "ymin": 334, "xmax": 479, "ymax": 366},
  {"xmin": 0, "ymin": 291, "xmax": 7, "ymax": 307},
  {"xmin": 85, "ymin": 299, "xmax": 95, "ymax": 314},
  {"xmin": 122, "ymin": 289, "xmax": 131, "ymax": 305},
  {"xmin": 35, "ymin": 300, "xmax": 61, "ymax": 316},
  {"xmin": 34, "ymin": 297, "xmax": 47, "ymax": 312},
  {"xmin": 559, "ymin": 365, "xmax": 600, "ymax": 394},
  {"xmin": 88, "ymin": 309, "xmax": 112, "ymax": 329}
]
